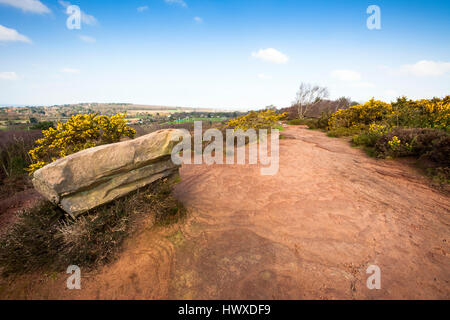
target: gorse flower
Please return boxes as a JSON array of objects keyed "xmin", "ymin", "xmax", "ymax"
[
  {"xmin": 328, "ymin": 96, "xmax": 450, "ymax": 131},
  {"xmin": 27, "ymin": 113, "xmax": 136, "ymax": 174},
  {"xmin": 328, "ymin": 98, "xmax": 392, "ymax": 129},
  {"xmin": 388, "ymin": 136, "xmax": 401, "ymax": 149},
  {"xmin": 368, "ymin": 123, "xmax": 387, "ymax": 135},
  {"xmin": 226, "ymin": 110, "xmax": 286, "ymax": 131}
]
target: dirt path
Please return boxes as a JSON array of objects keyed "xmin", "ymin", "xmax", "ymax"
[{"xmin": 1, "ymin": 126, "xmax": 449, "ymax": 299}]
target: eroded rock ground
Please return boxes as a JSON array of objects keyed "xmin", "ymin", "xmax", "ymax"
[{"xmin": 1, "ymin": 126, "xmax": 449, "ymax": 299}]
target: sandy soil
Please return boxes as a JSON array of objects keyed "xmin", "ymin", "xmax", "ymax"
[{"xmin": 1, "ymin": 125, "xmax": 449, "ymax": 299}]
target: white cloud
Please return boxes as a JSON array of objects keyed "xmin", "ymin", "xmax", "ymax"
[
  {"xmin": 251, "ymin": 48, "xmax": 289, "ymax": 64},
  {"xmin": 0, "ymin": 25, "xmax": 32, "ymax": 43},
  {"xmin": 330, "ymin": 69, "xmax": 375, "ymax": 89},
  {"xmin": 59, "ymin": 1, "xmax": 98, "ymax": 26},
  {"xmin": 385, "ymin": 89, "xmax": 397, "ymax": 96},
  {"xmin": 137, "ymin": 5, "xmax": 148, "ymax": 12},
  {"xmin": 330, "ymin": 69, "xmax": 361, "ymax": 82},
  {"xmin": 257, "ymin": 73, "xmax": 272, "ymax": 80},
  {"xmin": 384, "ymin": 89, "xmax": 399, "ymax": 98},
  {"xmin": 79, "ymin": 35, "xmax": 96, "ymax": 43},
  {"xmin": 349, "ymin": 81, "xmax": 375, "ymax": 88},
  {"xmin": 193, "ymin": 16, "xmax": 203, "ymax": 23},
  {"xmin": 0, "ymin": 71, "xmax": 19, "ymax": 80},
  {"xmin": 164, "ymin": 0, "xmax": 187, "ymax": 8},
  {"xmin": 0, "ymin": 0, "xmax": 50, "ymax": 14},
  {"xmin": 400, "ymin": 60, "xmax": 450, "ymax": 77},
  {"xmin": 380, "ymin": 60, "xmax": 450, "ymax": 77},
  {"xmin": 61, "ymin": 67, "xmax": 80, "ymax": 74}
]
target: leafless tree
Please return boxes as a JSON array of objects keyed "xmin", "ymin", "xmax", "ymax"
[
  {"xmin": 292, "ymin": 83, "xmax": 329, "ymax": 119},
  {"xmin": 265, "ymin": 105, "xmax": 277, "ymax": 111},
  {"xmin": 334, "ymin": 96, "xmax": 352, "ymax": 112}
]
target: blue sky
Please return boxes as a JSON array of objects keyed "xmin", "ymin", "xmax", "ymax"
[{"xmin": 0, "ymin": 0, "xmax": 449, "ymax": 109}]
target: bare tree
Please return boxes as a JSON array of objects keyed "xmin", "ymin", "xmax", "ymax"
[
  {"xmin": 334, "ymin": 96, "xmax": 352, "ymax": 112},
  {"xmin": 265, "ymin": 105, "xmax": 277, "ymax": 111},
  {"xmin": 293, "ymin": 83, "xmax": 329, "ymax": 119}
]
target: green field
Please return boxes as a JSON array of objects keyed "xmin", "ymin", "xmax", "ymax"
[{"xmin": 167, "ymin": 117, "xmax": 227, "ymax": 124}]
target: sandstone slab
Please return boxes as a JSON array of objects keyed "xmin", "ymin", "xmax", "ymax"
[{"xmin": 32, "ymin": 129, "xmax": 183, "ymax": 217}]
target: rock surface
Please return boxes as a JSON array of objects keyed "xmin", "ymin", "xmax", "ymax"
[{"xmin": 32, "ymin": 129, "xmax": 183, "ymax": 217}]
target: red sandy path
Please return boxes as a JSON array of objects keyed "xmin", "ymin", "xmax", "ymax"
[
  {"xmin": 1, "ymin": 125, "xmax": 448, "ymax": 299},
  {"xmin": 170, "ymin": 125, "xmax": 449, "ymax": 299}
]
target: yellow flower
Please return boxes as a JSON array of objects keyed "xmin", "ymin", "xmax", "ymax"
[
  {"xmin": 388, "ymin": 136, "xmax": 401, "ymax": 149},
  {"xmin": 27, "ymin": 112, "xmax": 136, "ymax": 174}
]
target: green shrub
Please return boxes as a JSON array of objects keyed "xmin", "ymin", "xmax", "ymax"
[
  {"xmin": 352, "ymin": 131, "xmax": 380, "ymax": 147},
  {"xmin": 287, "ymin": 119, "xmax": 303, "ymax": 125},
  {"xmin": 305, "ymin": 119, "xmax": 319, "ymax": 129},
  {"xmin": 8, "ymin": 156, "xmax": 28, "ymax": 176},
  {"xmin": 0, "ymin": 130, "xmax": 41, "ymax": 180},
  {"xmin": 29, "ymin": 121, "xmax": 54, "ymax": 131},
  {"xmin": 317, "ymin": 112, "xmax": 332, "ymax": 129},
  {"xmin": 327, "ymin": 127, "xmax": 362, "ymax": 137},
  {"xmin": 287, "ymin": 118, "xmax": 319, "ymax": 129}
]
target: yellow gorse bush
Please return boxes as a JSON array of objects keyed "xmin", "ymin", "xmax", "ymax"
[
  {"xmin": 226, "ymin": 110, "xmax": 286, "ymax": 131},
  {"xmin": 27, "ymin": 113, "xmax": 136, "ymax": 174},
  {"xmin": 428, "ymin": 100, "xmax": 450, "ymax": 129},
  {"xmin": 368, "ymin": 123, "xmax": 388, "ymax": 135},
  {"xmin": 328, "ymin": 98, "xmax": 392, "ymax": 129},
  {"xmin": 328, "ymin": 96, "xmax": 450, "ymax": 131}
]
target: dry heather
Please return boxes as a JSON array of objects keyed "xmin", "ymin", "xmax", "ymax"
[{"xmin": 0, "ymin": 175, "xmax": 185, "ymax": 276}]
